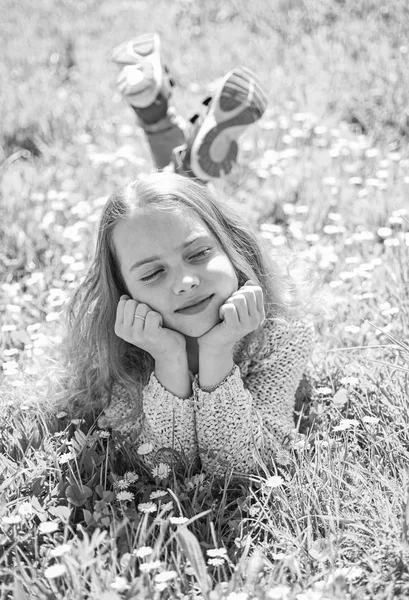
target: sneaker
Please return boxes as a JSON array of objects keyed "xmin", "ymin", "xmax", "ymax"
[
  {"xmin": 186, "ymin": 67, "xmax": 267, "ymax": 181},
  {"xmin": 111, "ymin": 33, "xmax": 172, "ymax": 110}
]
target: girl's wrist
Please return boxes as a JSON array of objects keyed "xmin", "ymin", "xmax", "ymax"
[
  {"xmin": 197, "ymin": 342, "xmax": 235, "ymax": 356},
  {"xmin": 154, "ymin": 351, "xmax": 191, "ymax": 399},
  {"xmin": 198, "ymin": 346, "xmax": 235, "ymax": 391},
  {"xmin": 153, "ymin": 344, "xmax": 187, "ymax": 362}
]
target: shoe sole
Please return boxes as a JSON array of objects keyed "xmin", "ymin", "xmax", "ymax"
[
  {"xmin": 189, "ymin": 67, "xmax": 267, "ymax": 180},
  {"xmin": 112, "ymin": 33, "xmax": 165, "ymax": 103}
]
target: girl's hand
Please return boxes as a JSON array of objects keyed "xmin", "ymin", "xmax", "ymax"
[
  {"xmin": 114, "ymin": 295, "xmax": 187, "ymax": 361},
  {"xmin": 197, "ymin": 280, "xmax": 266, "ymax": 353}
]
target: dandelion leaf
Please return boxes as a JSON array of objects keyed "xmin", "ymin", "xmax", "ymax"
[{"xmin": 176, "ymin": 526, "xmax": 211, "ymax": 596}]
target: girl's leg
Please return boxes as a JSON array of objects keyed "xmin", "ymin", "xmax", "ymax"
[
  {"xmin": 112, "ymin": 35, "xmax": 268, "ymax": 180},
  {"xmin": 176, "ymin": 67, "xmax": 268, "ymax": 181},
  {"xmin": 112, "ymin": 33, "xmax": 186, "ymax": 169}
]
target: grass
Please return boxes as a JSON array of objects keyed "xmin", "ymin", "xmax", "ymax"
[{"xmin": 1, "ymin": 0, "xmax": 409, "ymax": 598}]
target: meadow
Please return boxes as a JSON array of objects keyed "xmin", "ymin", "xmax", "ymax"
[{"xmin": 1, "ymin": 0, "xmax": 409, "ymax": 598}]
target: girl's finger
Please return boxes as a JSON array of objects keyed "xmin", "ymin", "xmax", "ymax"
[
  {"xmin": 235, "ymin": 285, "xmax": 264, "ymax": 316},
  {"xmin": 242, "ymin": 289, "xmax": 258, "ymax": 317},
  {"xmin": 116, "ymin": 296, "xmax": 129, "ymax": 324},
  {"xmin": 227, "ymin": 294, "xmax": 248, "ymax": 323},
  {"xmin": 220, "ymin": 302, "xmax": 239, "ymax": 325},
  {"xmin": 123, "ymin": 299, "xmax": 138, "ymax": 325},
  {"xmin": 253, "ymin": 287, "xmax": 264, "ymax": 313},
  {"xmin": 145, "ymin": 310, "xmax": 163, "ymax": 331}
]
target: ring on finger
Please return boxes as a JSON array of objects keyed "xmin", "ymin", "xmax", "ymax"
[{"xmin": 133, "ymin": 314, "xmax": 146, "ymax": 323}]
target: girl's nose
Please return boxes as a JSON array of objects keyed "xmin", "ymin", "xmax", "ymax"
[{"xmin": 172, "ymin": 269, "xmax": 200, "ymax": 294}]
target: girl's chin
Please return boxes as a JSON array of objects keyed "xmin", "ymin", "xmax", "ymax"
[{"xmin": 171, "ymin": 318, "xmax": 219, "ymax": 339}]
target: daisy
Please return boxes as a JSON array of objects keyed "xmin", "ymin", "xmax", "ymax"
[
  {"xmin": 117, "ymin": 491, "xmax": 134, "ymax": 502},
  {"xmin": 137, "ymin": 442, "xmax": 154, "ymax": 455},
  {"xmin": 38, "ymin": 521, "xmax": 59, "ymax": 534},
  {"xmin": 49, "ymin": 544, "xmax": 72, "ymax": 557},
  {"xmin": 133, "ymin": 546, "xmax": 153, "ymax": 558},
  {"xmin": 124, "ymin": 471, "xmax": 139, "ymax": 483},
  {"xmin": 152, "ymin": 463, "xmax": 170, "ymax": 479},
  {"xmin": 138, "ymin": 502, "xmax": 157, "ymax": 514},
  {"xmin": 169, "ymin": 516, "xmax": 188, "ymax": 525},
  {"xmin": 208, "ymin": 557, "xmax": 225, "ymax": 567},
  {"xmin": 264, "ymin": 475, "xmax": 284, "ymax": 488},
  {"xmin": 58, "ymin": 451, "xmax": 76, "ymax": 465},
  {"xmin": 155, "ymin": 570, "xmax": 178, "ymax": 583},
  {"xmin": 207, "ymin": 548, "xmax": 227, "ymax": 558},
  {"xmin": 139, "ymin": 560, "xmax": 162, "ymax": 573},
  {"xmin": 2, "ymin": 515, "xmax": 21, "ymax": 525},
  {"xmin": 110, "ymin": 576, "xmax": 129, "ymax": 591},
  {"xmin": 150, "ymin": 490, "xmax": 168, "ymax": 500},
  {"xmin": 115, "ymin": 479, "xmax": 130, "ymax": 490},
  {"xmin": 160, "ymin": 502, "xmax": 173, "ymax": 513},
  {"xmin": 18, "ymin": 502, "xmax": 34, "ymax": 517},
  {"xmin": 44, "ymin": 564, "xmax": 66, "ymax": 579}
]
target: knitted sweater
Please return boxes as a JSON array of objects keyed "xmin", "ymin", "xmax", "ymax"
[{"xmin": 99, "ymin": 317, "xmax": 314, "ymax": 475}]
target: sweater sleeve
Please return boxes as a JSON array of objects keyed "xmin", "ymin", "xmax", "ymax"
[
  {"xmin": 138, "ymin": 371, "xmax": 197, "ymax": 465},
  {"xmin": 192, "ymin": 317, "xmax": 314, "ymax": 475},
  {"xmin": 98, "ymin": 372, "xmax": 198, "ymax": 467}
]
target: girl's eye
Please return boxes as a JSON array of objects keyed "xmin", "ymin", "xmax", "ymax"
[
  {"xmin": 190, "ymin": 248, "xmax": 211, "ymax": 260},
  {"xmin": 140, "ymin": 270, "xmax": 162, "ymax": 282},
  {"xmin": 140, "ymin": 249, "xmax": 211, "ymax": 282}
]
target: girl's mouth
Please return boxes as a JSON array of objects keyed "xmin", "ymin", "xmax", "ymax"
[{"xmin": 175, "ymin": 294, "xmax": 214, "ymax": 315}]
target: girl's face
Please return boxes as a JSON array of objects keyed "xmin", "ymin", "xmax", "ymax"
[{"xmin": 112, "ymin": 206, "xmax": 239, "ymax": 338}]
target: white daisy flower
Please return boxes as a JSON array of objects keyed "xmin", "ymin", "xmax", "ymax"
[
  {"xmin": 133, "ymin": 546, "xmax": 153, "ymax": 558},
  {"xmin": 98, "ymin": 430, "xmax": 110, "ymax": 439},
  {"xmin": 264, "ymin": 475, "xmax": 284, "ymax": 488},
  {"xmin": 150, "ymin": 490, "xmax": 168, "ymax": 500},
  {"xmin": 18, "ymin": 502, "xmax": 34, "ymax": 517},
  {"xmin": 152, "ymin": 463, "xmax": 170, "ymax": 479},
  {"xmin": 49, "ymin": 544, "xmax": 72, "ymax": 557},
  {"xmin": 137, "ymin": 442, "xmax": 154, "ymax": 455},
  {"xmin": 226, "ymin": 593, "xmax": 250, "ymax": 600},
  {"xmin": 44, "ymin": 564, "xmax": 66, "ymax": 578},
  {"xmin": 116, "ymin": 491, "xmax": 134, "ymax": 502},
  {"xmin": 2, "ymin": 515, "xmax": 21, "ymax": 525},
  {"xmin": 155, "ymin": 570, "xmax": 178, "ymax": 583},
  {"xmin": 207, "ymin": 548, "xmax": 227, "ymax": 558},
  {"xmin": 124, "ymin": 471, "xmax": 139, "ymax": 483},
  {"xmin": 138, "ymin": 502, "xmax": 157, "ymax": 514},
  {"xmin": 333, "ymin": 418, "xmax": 359, "ymax": 432},
  {"xmin": 116, "ymin": 479, "xmax": 130, "ymax": 490},
  {"xmin": 139, "ymin": 560, "xmax": 162, "ymax": 573},
  {"xmin": 362, "ymin": 416, "xmax": 379, "ymax": 425},
  {"xmin": 110, "ymin": 576, "xmax": 129, "ymax": 591},
  {"xmin": 58, "ymin": 451, "xmax": 76, "ymax": 465},
  {"xmin": 38, "ymin": 521, "xmax": 59, "ymax": 534},
  {"xmin": 169, "ymin": 516, "xmax": 188, "ymax": 525},
  {"xmin": 208, "ymin": 557, "xmax": 225, "ymax": 567},
  {"xmin": 160, "ymin": 502, "xmax": 173, "ymax": 513}
]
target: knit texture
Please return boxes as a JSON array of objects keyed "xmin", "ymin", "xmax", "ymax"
[{"xmin": 99, "ymin": 316, "xmax": 314, "ymax": 475}]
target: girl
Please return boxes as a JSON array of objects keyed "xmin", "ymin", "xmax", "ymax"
[{"xmin": 65, "ymin": 172, "xmax": 314, "ymax": 476}]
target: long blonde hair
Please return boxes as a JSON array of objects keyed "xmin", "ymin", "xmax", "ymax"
[{"xmin": 62, "ymin": 172, "xmax": 302, "ymax": 416}]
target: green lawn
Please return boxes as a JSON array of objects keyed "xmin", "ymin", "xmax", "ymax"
[{"xmin": 1, "ymin": 1, "xmax": 409, "ymax": 598}]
